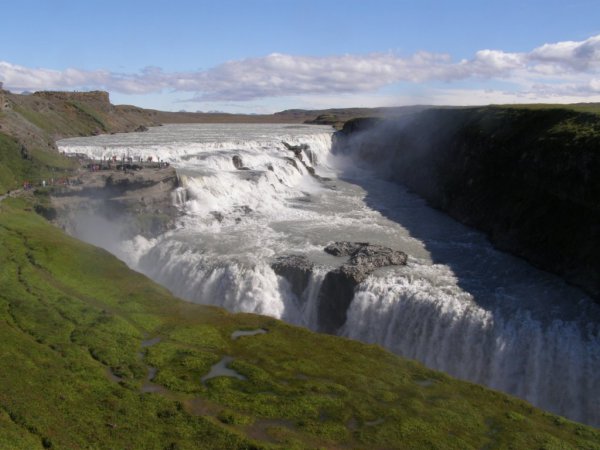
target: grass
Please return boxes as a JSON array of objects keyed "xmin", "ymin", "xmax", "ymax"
[
  {"xmin": 496, "ymin": 102, "xmax": 600, "ymax": 115},
  {"xmin": 0, "ymin": 132, "xmax": 76, "ymax": 194},
  {"xmin": 0, "ymin": 196, "xmax": 598, "ymax": 449}
]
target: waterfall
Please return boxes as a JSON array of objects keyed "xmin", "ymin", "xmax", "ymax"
[
  {"xmin": 58, "ymin": 123, "xmax": 600, "ymax": 427},
  {"xmin": 341, "ymin": 268, "xmax": 600, "ymax": 426}
]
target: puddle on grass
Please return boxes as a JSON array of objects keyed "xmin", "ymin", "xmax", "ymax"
[
  {"xmin": 106, "ymin": 367, "xmax": 123, "ymax": 383},
  {"xmin": 231, "ymin": 329, "xmax": 267, "ymax": 340},
  {"xmin": 138, "ymin": 337, "xmax": 167, "ymax": 393},
  {"xmin": 246, "ymin": 418, "xmax": 297, "ymax": 444},
  {"xmin": 365, "ymin": 418, "xmax": 385, "ymax": 426},
  {"xmin": 141, "ymin": 336, "xmax": 162, "ymax": 347},
  {"xmin": 142, "ymin": 366, "xmax": 167, "ymax": 393},
  {"xmin": 202, "ymin": 356, "xmax": 246, "ymax": 383}
]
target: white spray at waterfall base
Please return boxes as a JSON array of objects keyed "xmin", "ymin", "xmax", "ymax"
[{"xmin": 58, "ymin": 123, "xmax": 600, "ymax": 427}]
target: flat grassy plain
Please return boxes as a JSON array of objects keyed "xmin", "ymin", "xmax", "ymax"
[{"xmin": 0, "ymin": 195, "xmax": 599, "ymax": 449}]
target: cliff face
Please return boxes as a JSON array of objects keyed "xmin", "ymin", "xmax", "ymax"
[
  {"xmin": 51, "ymin": 167, "xmax": 180, "ymax": 239},
  {"xmin": 335, "ymin": 107, "xmax": 600, "ymax": 301}
]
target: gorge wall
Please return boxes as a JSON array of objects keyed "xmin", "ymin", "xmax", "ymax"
[{"xmin": 334, "ymin": 107, "xmax": 600, "ymax": 301}]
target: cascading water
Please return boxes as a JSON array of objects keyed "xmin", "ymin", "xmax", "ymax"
[{"xmin": 58, "ymin": 123, "xmax": 600, "ymax": 427}]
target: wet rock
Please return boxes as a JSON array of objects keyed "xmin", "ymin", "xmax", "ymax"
[
  {"xmin": 318, "ymin": 242, "xmax": 407, "ymax": 333},
  {"xmin": 232, "ymin": 154, "xmax": 249, "ymax": 170},
  {"xmin": 134, "ymin": 125, "xmax": 149, "ymax": 132},
  {"xmin": 235, "ymin": 205, "xmax": 252, "ymax": 215},
  {"xmin": 324, "ymin": 241, "xmax": 408, "ymax": 273},
  {"xmin": 272, "ymin": 255, "xmax": 314, "ymax": 300},
  {"xmin": 282, "ymin": 141, "xmax": 309, "ymax": 161},
  {"xmin": 210, "ymin": 211, "xmax": 224, "ymax": 222},
  {"xmin": 317, "ymin": 267, "xmax": 362, "ymax": 333},
  {"xmin": 324, "ymin": 241, "xmax": 366, "ymax": 257},
  {"xmin": 283, "ymin": 157, "xmax": 301, "ymax": 172}
]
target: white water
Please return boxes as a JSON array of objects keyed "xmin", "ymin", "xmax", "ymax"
[{"xmin": 58, "ymin": 123, "xmax": 600, "ymax": 427}]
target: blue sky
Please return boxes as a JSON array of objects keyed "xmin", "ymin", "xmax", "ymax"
[{"xmin": 1, "ymin": 0, "xmax": 600, "ymax": 112}]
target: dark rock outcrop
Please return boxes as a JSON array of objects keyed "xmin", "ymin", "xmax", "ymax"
[
  {"xmin": 272, "ymin": 255, "xmax": 314, "ymax": 300},
  {"xmin": 232, "ymin": 154, "xmax": 243, "ymax": 169},
  {"xmin": 324, "ymin": 242, "xmax": 408, "ymax": 280},
  {"xmin": 318, "ymin": 242, "xmax": 407, "ymax": 333},
  {"xmin": 51, "ymin": 167, "xmax": 180, "ymax": 238},
  {"xmin": 283, "ymin": 157, "xmax": 301, "ymax": 172},
  {"xmin": 281, "ymin": 142, "xmax": 325, "ymax": 180},
  {"xmin": 282, "ymin": 141, "xmax": 309, "ymax": 160},
  {"xmin": 284, "ymin": 142, "xmax": 317, "ymax": 165},
  {"xmin": 272, "ymin": 242, "xmax": 407, "ymax": 333},
  {"xmin": 232, "ymin": 154, "xmax": 250, "ymax": 170},
  {"xmin": 231, "ymin": 155, "xmax": 250, "ymax": 170}
]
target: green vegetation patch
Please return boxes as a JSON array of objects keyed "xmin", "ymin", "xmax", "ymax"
[{"xmin": 0, "ymin": 132, "xmax": 75, "ymax": 194}]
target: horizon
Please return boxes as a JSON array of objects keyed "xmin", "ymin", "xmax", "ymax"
[{"xmin": 1, "ymin": 0, "xmax": 600, "ymax": 113}]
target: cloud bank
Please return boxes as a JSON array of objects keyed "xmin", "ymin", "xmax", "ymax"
[{"xmin": 1, "ymin": 34, "xmax": 600, "ymax": 103}]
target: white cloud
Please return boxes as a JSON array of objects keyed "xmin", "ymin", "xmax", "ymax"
[
  {"xmin": 1, "ymin": 34, "xmax": 600, "ymax": 104},
  {"xmin": 528, "ymin": 35, "xmax": 600, "ymax": 71}
]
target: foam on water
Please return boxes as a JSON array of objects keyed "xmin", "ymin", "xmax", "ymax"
[{"xmin": 58, "ymin": 123, "xmax": 600, "ymax": 426}]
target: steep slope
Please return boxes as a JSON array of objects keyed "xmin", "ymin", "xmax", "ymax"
[
  {"xmin": 0, "ymin": 90, "xmax": 158, "ymax": 194},
  {"xmin": 0, "ymin": 197, "xmax": 598, "ymax": 449},
  {"xmin": 335, "ymin": 106, "xmax": 600, "ymax": 301}
]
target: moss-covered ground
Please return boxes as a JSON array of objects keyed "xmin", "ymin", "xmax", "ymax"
[{"xmin": 0, "ymin": 196, "xmax": 598, "ymax": 449}]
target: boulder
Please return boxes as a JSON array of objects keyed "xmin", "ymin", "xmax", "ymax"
[{"xmin": 232, "ymin": 155, "xmax": 249, "ymax": 170}]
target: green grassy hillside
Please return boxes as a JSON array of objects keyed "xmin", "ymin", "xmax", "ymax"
[
  {"xmin": 0, "ymin": 132, "xmax": 75, "ymax": 194},
  {"xmin": 0, "ymin": 195, "xmax": 598, "ymax": 449},
  {"xmin": 0, "ymin": 90, "xmax": 160, "ymax": 194}
]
